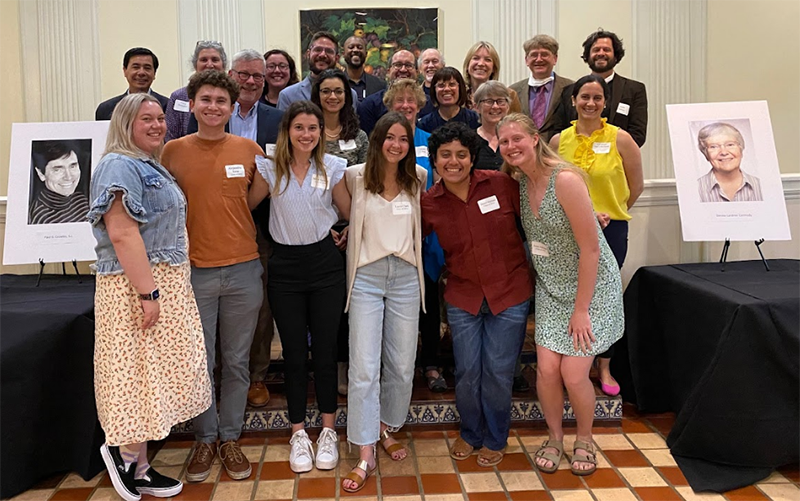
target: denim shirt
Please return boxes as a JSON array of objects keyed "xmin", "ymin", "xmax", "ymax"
[{"xmin": 88, "ymin": 153, "xmax": 188, "ymax": 275}]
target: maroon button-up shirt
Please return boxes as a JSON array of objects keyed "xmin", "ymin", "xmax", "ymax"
[{"xmin": 421, "ymin": 169, "xmax": 532, "ymax": 315}]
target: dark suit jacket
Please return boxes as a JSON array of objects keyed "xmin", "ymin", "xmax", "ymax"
[
  {"xmin": 510, "ymin": 74, "xmax": 574, "ymax": 142},
  {"xmin": 186, "ymin": 101, "xmax": 283, "ymax": 150},
  {"xmin": 555, "ymin": 74, "xmax": 648, "ymax": 147},
  {"xmin": 350, "ymin": 71, "xmax": 387, "ymax": 101},
  {"xmin": 95, "ymin": 90, "xmax": 169, "ymax": 120}
]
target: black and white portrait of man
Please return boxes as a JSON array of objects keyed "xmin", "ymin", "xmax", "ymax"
[{"xmin": 28, "ymin": 139, "xmax": 91, "ymax": 225}]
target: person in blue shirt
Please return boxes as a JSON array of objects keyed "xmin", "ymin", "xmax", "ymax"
[{"xmin": 417, "ymin": 67, "xmax": 480, "ymax": 134}]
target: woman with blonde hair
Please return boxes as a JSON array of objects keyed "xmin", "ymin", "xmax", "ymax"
[
  {"xmin": 462, "ymin": 41, "xmax": 521, "ymax": 112},
  {"xmin": 498, "ymin": 112, "xmax": 623, "ymax": 477},
  {"xmin": 89, "ymin": 93, "xmax": 211, "ymax": 501}
]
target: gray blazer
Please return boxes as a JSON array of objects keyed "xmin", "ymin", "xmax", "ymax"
[
  {"xmin": 343, "ymin": 163, "xmax": 427, "ymax": 312},
  {"xmin": 510, "ymin": 73, "xmax": 574, "ymax": 141}
]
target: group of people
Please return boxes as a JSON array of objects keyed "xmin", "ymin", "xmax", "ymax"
[{"xmin": 89, "ymin": 27, "xmax": 647, "ymax": 501}]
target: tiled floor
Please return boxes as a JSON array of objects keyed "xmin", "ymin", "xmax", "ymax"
[{"xmin": 10, "ymin": 411, "xmax": 800, "ymax": 501}]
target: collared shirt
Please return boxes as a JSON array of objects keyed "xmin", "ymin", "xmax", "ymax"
[
  {"xmin": 349, "ymin": 78, "xmax": 368, "ymax": 103},
  {"xmin": 230, "ymin": 102, "xmax": 258, "ymax": 142},
  {"xmin": 698, "ymin": 169, "xmax": 763, "ymax": 202},
  {"xmin": 528, "ymin": 77, "xmax": 554, "ymax": 121},
  {"xmin": 421, "ymin": 169, "xmax": 532, "ymax": 315}
]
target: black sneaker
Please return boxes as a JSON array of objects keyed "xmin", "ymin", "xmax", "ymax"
[
  {"xmin": 135, "ymin": 467, "xmax": 183, "ymax": 497},
  {"xmin": 100, "ymin": 444, "xmax": 141, "ymax": 501}
]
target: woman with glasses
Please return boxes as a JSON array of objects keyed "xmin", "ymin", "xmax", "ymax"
[
  {"xmin": 165, "ymin": 40, "xmax": 227, "ymax": 142},
  {"xmin": 418, "ymin": 67, "xmax": 480, "ymax": 134},
  {"xmin": 261, "ymin": 49, "xmax": 299, "ymax": 108},
  {"xmin": 473, "ymin": 81, "xmax": 513, "ymax": 171},
  {"xmin": 462, "ymin": 42, "xmax": 521, "ymax": 114}
]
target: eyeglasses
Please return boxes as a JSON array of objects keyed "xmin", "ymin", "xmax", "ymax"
[
  {"xmin": 435, "ymin": 81, "xmax": 459, "ymax": 90},
  {"xmin": 391, "ymin": 62, "xmax": 415, "ymax": 70},
  {"xmin": 319, "ymin": 88, "xmax": 345, "ymax": 96},
  {"xmin": 310, "ymin": 46, "xmax": 336, "ymax": 56},
  {"xmin": 234, "ymin": 71, "xmax": 265, "ymax": 82},
  {"xmin": 479, "ymin": 98, "xmax": 509, "ymax": 107},
  {"xmin": 266, "ymin": 63, "xmax": 289, "ymax": 71},
  {"xmin": 706, "ymin": 142, "xmax": 740, "ymax": 153}
]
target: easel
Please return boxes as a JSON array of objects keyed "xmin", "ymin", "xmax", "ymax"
[
  {"xmin": 36, "ymin": 259, "xmax": 82, "ymax": 286},
  {"xmin": 719, "ymin": 238, "xmax": 769, "ymax": 272}
]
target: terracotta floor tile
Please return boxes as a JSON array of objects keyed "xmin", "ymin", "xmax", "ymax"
[
  {"xmin": 515, "ymin": 429, "xmax": 549, "ymax": 437},
  {"xmin": 593, "ymin": 427, "xmax": 624, "ymax": 434},
  {"xmin": 378, "ymin": 457, "xmax": 416, "ymax": 477},
  {"xmin": 618, "ymin": 467, "xmax": 667, "ymax": 487},
  {"xmin": 87, "ymin": 487, "xmax": 121, "ymax": 500},
  {"xmin": 646, "ymin": 417, "xmax": 675, "ymax": 437},
  {"xmin": 417, "ymin": 455, "xmax": 456, "ymax": 474},
  {"xmin": 602, "ymin": 449, "xmax": 651, "ymax": 467},
  {"xmin": 460, "ymin": 472, "xmax": 503, "ymax": 493},
  {"xmin": 9, "ymin": 489, "xmax": 55, "ymax": 501},
  {"xmin": 296, "ymin": 477, "xmax": 336, "ymax": 498},
  {"xmin": 724, "ymin": 485, "xmax": 770, "ymax": 500},
  {"xmin": 219, "ymin": 466, "xmax": 255, "ymax": 482},
  {"xmin": 59, "ymin": 473, "xmax": 103, "ymax": 489},
  {"xmin": 776, "ymin": 464, "xmax": 800, "ymax": 482},
  {"xmin": 169, "ymin": 482, "xmax": 215, "ymax": 501},
  {"xmin": 260, "ymin": 461, "xmax": 296, "ymax": 480},
  {"xmin": 468, "ymin": 492, "xmax": 509, "ymax": 501},
  {"xmin": 253, "ymin": 479, "xmax": 295, "ymax": 500},
  {"xmin": 757, "ymin": 471, "xmax": 791, "ymax": 484},
  {"xmin": 539, "ymin": 469, "xmax": 584, "ymax": 490},
  {"xmin": 582, "ymin": 468, "xmax": 625, "ymax": 489},
  {"xmin": 380, "ymin": 475, "xmax": 420, "ymax": 496},
  {"xmin": 420, "ymin": 473, "xmax": 463, "ymax": 494},
  {"xmin": 591, "ymin": 487, "xmax": 638, "ymax": 501},
  {"xmin": 501, "ymin": 471, "xmax": 544, "ymax": 491},
  {"xmin": 412, "ymin": 431, "xmax": 448, "ymax": 439},
  {"xmin": 674, "ymin": 486, "xmax": 726, "ymax": 501},
  {"xmin": 237, "ymin": 436, "xmax": 268, "ymax": 446},
  {"xmin": 757, "ymin": 483, "xmax": 800, "ymax": 501},
  {"xmin": 211, "ymin": 481, "xmax": 255, "ymax": 501},
  {"xmin": 98, "ymin": 474, "xmax": 113, "ymax": 488},
  {"xmin": 414, "ymin": 439, "xmax": 451, "ymax": 457},
  {"xmin": 509, "ymin": 490, "xmax": 552, "ymax": 501},
  {"xmin": 33, "ymin": 473, "xmax": 66, "ymax": 490},
  {"xmin": 162, "ymin": 440, "xmax": 196, "ymax": 449},
  {"xmin": 641, "ymin": 449, "xmax": 677, "ymax": 467},
  {"xmin": 634, "ymin": 486, "xmax": 682, "ymax": 501},
  {"xmin": 456, "ymin": 456, "xmax": 489, "ymax": 473},
  {"xmin": 496, "ymin": 453, "xmax": 534, "ymax": 471},
  {"xmin": 621, "ymin": 418, "xmax": 653, "ymax": 433},
  {"xmin": 658, "ymin": 466, "xmax": 689, "ymax": 486},
  {"xmin": 625, "ymin": 433, "xmax": 668, "ymax": 450},
  {"xmin": 549, "ymin": 490, "xmax": 594, "ymax": 501},
  {"xmin": 592, "ymin": 434, "xmax": 633, "ymax": 450},
  {"xmin": 49, "ymin": 488, "xmax": 94, "ymax": 501}
]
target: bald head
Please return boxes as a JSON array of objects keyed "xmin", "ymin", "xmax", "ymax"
[
  {"xmin": 344, "ymin": 36, "xmax": 367, "ymax": 69},
  {"xmin": 388, "ymin": 49, "xmax": 418, "ymax": 81}
]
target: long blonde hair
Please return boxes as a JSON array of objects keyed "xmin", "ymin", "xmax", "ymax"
[
  {"xmin": 103, "ymin": 93, "xmax": 165, "ymax": 161},
  {"xmin": 463, "ymin": 41, "xmax": 500, "ymax": 93},
  {"xmin": 269, "ymin": 101, "xmax": 327, "ymax": 195}
]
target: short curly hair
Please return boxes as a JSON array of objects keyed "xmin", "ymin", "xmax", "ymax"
[
  {"xmin": 581, "ymin": 29, "xmax": 625, "ymax": 64},
  {"xmin": 427, "ymin": 121, "xmax": 481, "ymax": 167},
  {"xmin": 187, "ymin": 69, "xmax": 240, "ymax": 103}
]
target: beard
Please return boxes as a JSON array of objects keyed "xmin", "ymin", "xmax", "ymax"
[
  {"xmin": 346, "ymin": 54, "xmax": 364, "ymax": 68},
  {"xmin": 589, "ymin": 55, "xmax": 617, "ymax": 73}
]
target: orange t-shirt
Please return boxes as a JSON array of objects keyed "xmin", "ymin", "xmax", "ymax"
[{"xmin": 162, "ymin": 134, "xmax": 264, "ymax": 268}]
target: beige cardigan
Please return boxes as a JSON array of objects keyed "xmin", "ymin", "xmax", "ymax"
[{"xmin": 343, "ymin": 163, "xmax": 427, "ymax": 313}]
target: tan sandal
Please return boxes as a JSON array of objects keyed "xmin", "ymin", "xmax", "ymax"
[
  {"xmin": 570, "ymin": 439, "xmax": 597, "ymax": 476},
  {"xmin": 380, "ymin": 429, "xmax": 407, "ymax": 461},
  {"xmin": 477, "ymin": 446, "xmax": 505, "ymax": 467},
  {"xmin": 341, "ymin": 459, "xmax": 377, "ymax": 493},
  {"xmin": 449, "ymin": 436, "xmax": 474, "ymax": 461},
  {"xmin": 534, "ymin": 439, "xmax": 564, "ymax": 474}
]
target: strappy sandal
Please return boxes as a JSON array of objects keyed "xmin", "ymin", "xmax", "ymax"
[
  {"xmin": 341, "ymin": 458, "xmax": 377, "ymax": 493},
  {"xmin": 477, "ymin": 446, "xmax": 504, "ymax": 467},
  {"xmin": 570, "ymin": 439, "xmax": 597, "ymax": 476},
  {"xmin": 380, "ymin": 429, "xmax": 407, "ymax": 461},
  {"xmin": 425, "ymin": 367, "xmax": 447, "ymax": 393},
  {"xmin": 448, "ymin": 436, "xmax": 474, "ymax": 461},
  {"xmin": 534, "ymin": 439, "xmax": 564, "ymax": 473}
]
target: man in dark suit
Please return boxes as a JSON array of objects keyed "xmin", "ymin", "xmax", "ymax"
[
  {"xmin": 509, "ymin": 35, "xmax": 573, "ymax": 142},
  {"xmin": 343, "ymin": 36, "xmax": 386, "ymax": 103},
  {"xmin": 95, "ymin": 47, "xmax": 169, "ymax": 120},
  {"xmin": 557, "ymin": 29, "xmax": 649, "ymax": 147}
]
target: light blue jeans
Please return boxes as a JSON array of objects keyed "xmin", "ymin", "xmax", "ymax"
[{"xmin": 347, "ymin": 256, "xmax": 420, "ymax": 445}]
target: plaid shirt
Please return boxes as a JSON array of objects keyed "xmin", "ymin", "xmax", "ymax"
[{"xmin": 698, "ymin": 169, "xmax": 763, "ymax": 202}]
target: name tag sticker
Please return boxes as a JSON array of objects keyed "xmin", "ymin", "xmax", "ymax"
[
  {"xmin": 174, "ymin": 99, "xmax": 190, "ymax": 112},
  {"xmin": 592, "ymin": 142, "xmax": 611, "ymax": 154},
  {"xmin": 616, "ymin": 102, "xmax": 630, "ymax": 116},
  {"xmin": 264, "ymin": 144, "xmax": 277, "ymax": 156},
  {"xmin": 477, "ymin": 195, "xmax": 500, "ymax": 214},
  {"xmin": 311, "ymin": 173, "xmax": 328, "ymax": 190},
  {"xmin": 225, "ymin": 164, "xmax": 245, "ymax": 178},
  {"xmin": 392, "ymin": 201, "xmax": 412, "ymax": 215},
  {"xmin": 531, "ymin": 241, "xmax": 550, "ymax": 257},
  {"xmin": 339, "ymin": 139, "xmax": 357, "ymax": 151},
  {"xmin": 415, "ymin": 145, "xmax": 429, "ymax": 158}
]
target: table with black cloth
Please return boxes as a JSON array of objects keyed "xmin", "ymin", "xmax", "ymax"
[
  {"xmin": 1, "ymin": 274, "xmax": 104, "ymax": 498},
  {"xmin": 615, "ymin": 259, "xmax": 799, "ymax": 492}
]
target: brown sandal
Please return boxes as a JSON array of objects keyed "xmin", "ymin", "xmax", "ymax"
[
  {"xmin": 477, "ymin": 446, "xmax": 505, "ymax": 467},
  {"xmin": 449, "ymin": 436, "xmax": 474, "ymax": 461},
  {"xmin": 341, "ymin": 459, "xmax": 377, "ymax": 493},
  {"xmin": 570, "ymin": 439, "xmax": 597, "ymax": 476},
  {"xmin": 380, "ymin": 429, "xmax": 407, "ymax": 461}
]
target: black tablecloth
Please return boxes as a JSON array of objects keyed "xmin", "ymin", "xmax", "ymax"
[
  {"xmin": 616, "ymin": 260, "xmax": 799, "ymax": 492},
  {"xmin": 1, "ymin": 274, "xmax": 104, "ymax": 498}
]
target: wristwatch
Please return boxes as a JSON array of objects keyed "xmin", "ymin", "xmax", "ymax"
[{"xmin": 139, "ymin": 288, "xmax": 160, "ymax": 301}]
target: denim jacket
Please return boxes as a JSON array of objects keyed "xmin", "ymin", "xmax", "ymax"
[{"xmin": 88, "ymin": 153, "xmax": 188, "ymax": 275}]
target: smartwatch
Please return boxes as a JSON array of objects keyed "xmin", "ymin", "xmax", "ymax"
[{"xmin": 139, "ymin": 288, "xmax": 160, "ymax": 301}]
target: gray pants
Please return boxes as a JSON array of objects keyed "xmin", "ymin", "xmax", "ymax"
[
  {"xmin": 191, "ymin": 258, "xmax": 263, "ymax": 443},
  {"xmin": 249, "ymin": 227, "xmax": 275, "ymax": 382}
]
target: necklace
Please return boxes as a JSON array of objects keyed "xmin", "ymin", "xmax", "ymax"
[{"xmin": 325, "ymin": 125, "xmax": 342, "ymax": 139}]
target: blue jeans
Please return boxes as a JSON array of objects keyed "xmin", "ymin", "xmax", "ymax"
[
  {"xmin": 347, "ymin": 256, "xmax": 420, "ymax": 445},
  {"xmin": 447, "ymin": 299, "xmax": 528, "ymax": 451},
  {"xmin": 190, "ymin": 258, "xmax": 263, "ymax": 442}
]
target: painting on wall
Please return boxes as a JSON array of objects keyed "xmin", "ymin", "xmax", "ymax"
[{"xmin": 299, "ymin": 8, "xmax": 439, "ymax": 80}]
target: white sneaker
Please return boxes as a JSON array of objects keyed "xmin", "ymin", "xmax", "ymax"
[
  {"xmin": 289, "ymin": 429, "xmax": 314, "ymax": 473},
  {"xmin": 315, "ymin": 427, "xmax": 339, "ymax": 470}
]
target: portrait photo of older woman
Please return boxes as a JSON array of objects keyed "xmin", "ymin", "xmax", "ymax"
[{"xmin": 696, "ymin": 122, "xmax": 763, "ymax": 203}]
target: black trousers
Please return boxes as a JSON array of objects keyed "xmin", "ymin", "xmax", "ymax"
[
  {"xmin": 418, "ymin": 273, "xmax": 442, "ymax": 369},
  {"xmin": 268, "ymin": 235, "xmax": 345, "ymax": 423},
  {"xmin": 598, "ymin": 219, "xmax": 629, "ymax": 359}
]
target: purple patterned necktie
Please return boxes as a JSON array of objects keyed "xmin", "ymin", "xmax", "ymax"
[{"xmin": 531, "ymin": 85, "xmax": 547, "ymax": 129}]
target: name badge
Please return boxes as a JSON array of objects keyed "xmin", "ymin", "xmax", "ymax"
[
  {"xmin": 339, "ymin": 139, "xmax": 357, "ymax": 151},
  {"xmin": 264, "ymin": 144, "xmax": 277, "ymax": 156},
  {"xmin": 392, "ymin": 201, "xmax": 412, "ymax": 215},
  {"xmin": 225, "ymin": 164, "xmax": 245, "ymax": 178},
  {"xmin": 311, "ymin": 173, "xmax": 328, "ymax": 190},
  {"xmin": 592, "ymin": 142, "xmax": 611, "ymax": 154},
  {"xmin": 415, "ymin": 145, "xmax": 429, "ymax": 158},
  {"xmin": 530, "ymin": 241, "xmax": 550, "ymax": 257},
  {"xmin": 477, "ymin": 195, "xmax": 500, "ymax": 214},
  {"xmin": 174, "ymin": 99, "xmax": 190, "ymax": 112},
  {"xmin": 616, "ymin": 102, "xmax": 630, "ymax": 116}
]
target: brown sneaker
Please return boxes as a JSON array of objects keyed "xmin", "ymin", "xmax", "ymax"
[
  {"xmin": 247, "ymin": 381, "xmax": 270, "ymax": 408},
  {"xmin": 219, "ymin": 440, "xmax": 252, "ymax": 480},
  {"xmin": 186, "ymin": 442, "xmax": 216, "ymax": 482}
]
